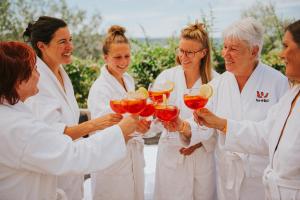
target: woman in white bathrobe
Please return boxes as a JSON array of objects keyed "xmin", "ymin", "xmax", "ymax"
[
  {"xmin": 0, "ymin": 41, "xmax": 138, "ymax": 200},
  {"xmin": 22, "ymin": 16, "xmax": 123, "ymax": 200},
  {"xmin": 193, "ymin": 20, "xmax": 300, "ymax": 200},
  {"xmin": 168, "ymin": 18, "xmax": 289, "ymax": 200},
  {"xmin": 87, "ymin": 25, "xmax": 150, "ymax": 200},
  {"xmin": 153, "ymin": 22, "xmax": 218, "ymax": 200}
]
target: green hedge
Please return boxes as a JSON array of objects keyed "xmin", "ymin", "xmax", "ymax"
[
  {"xmin": 65, "ymin": 40, "xmax": 286, "ymax": 108},
  {"xmin": 129, "ymin": 39, "xmax": 177, "ymax": 89},
  {"xmin": 65, "ymin": 57, "xmax": 102, "ymax": 108}
]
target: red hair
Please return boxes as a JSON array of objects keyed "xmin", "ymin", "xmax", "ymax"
[{"xmin": 0, "ymin": 41, "xmax": 36, "ymax": 105}]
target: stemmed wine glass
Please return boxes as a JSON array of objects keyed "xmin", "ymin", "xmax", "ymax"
[
  {"xmin": 110, "ymin": 98, "xmax": 127, "ymax": 114},
  {"xmin": 183, "ymin": 88, "xmax": 209, "ymax": 130},
  {"xmin": 148, "ymin": 82, "xmax": 172, "ymax": 104},
  {"xmin": 155, "ymin": 101, "xmax": 180, "ymax": 139},
  {"xmin": 121, "ymin": 92, "xmax": 147, "ymax": 137}
]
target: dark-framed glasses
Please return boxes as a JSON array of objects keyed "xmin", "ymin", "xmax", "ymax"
[{"xmin": 175, "ymin": 47, "xmax": 204, "ymax": 58}]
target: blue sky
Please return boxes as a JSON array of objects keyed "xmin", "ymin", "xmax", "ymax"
[{"xmin": 66, "ymin": 0, "xmax": 300, "ymax": 38}]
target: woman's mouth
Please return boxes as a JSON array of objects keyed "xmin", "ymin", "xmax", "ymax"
[
  {"xmin": 62, "ymin": 52, "xmax": 72, "ymax": 57},
  {"xmin": 117, "ymin": 65, "xmax": 128, "ymax": 69}
]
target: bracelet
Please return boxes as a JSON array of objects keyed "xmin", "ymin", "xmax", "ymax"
[{"xmin": 178, "ymin": 121, "xmax": 187, "ymax": 133}]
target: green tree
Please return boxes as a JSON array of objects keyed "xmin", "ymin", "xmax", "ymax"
[
  {"xmin": 129, "ymin": 38, "xmax": 177, "ymax": 89},
  {"xmin": 200, "ymin": 9, "xmax": 225, "ymax": 74},
  {"xmin": 241, "ymin": 2, "xmax": 293, "ymax": 73},
  {"xmin": 64, "ymin": 57, "xmax": 102, "ymax": 108},
  {"xmin": 0, "ymin": 0, "xmax": 103, "ymax": 60}
]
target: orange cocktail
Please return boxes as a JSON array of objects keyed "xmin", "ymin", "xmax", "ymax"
[
  {"xmin": 148, "ymin": 81, "xmax": 174, "ymax": 103},
  {"xmin": 183, "ymin": 95, "xmax": 208, "ymax": 110},
  {"xmin": 155, "ymin": 105, "xmax": 179, "ymax": 122},
  {"xmin": 122, "ymin": 98, "xmax": 147, "ymax": 114},
  {"xmin": 149, "ymin": 90, "xmax": 170, "ymax": 103},
  {"xmin": 110, "ymin": 100, "xmax": 126, "ymax": 114},
  {"xmin": 183, "ymin": 85, "xmax": 213, "ymax": 130},
  {"xmin": 139, "ymin": 102, "xmax": 155, "ymax": 117}
]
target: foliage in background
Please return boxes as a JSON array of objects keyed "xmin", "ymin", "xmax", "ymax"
[
  {"xmin": 64, "ymin": 57, "xmax": 102, "ymax": 108},
  {"xmin": 129, "ymin": 38, "xmax": 177, "ymax": 89},
  {"xmin": 261, "ymin": 49, "xmax": 285, "ymax": 74},
  {"xmin": 200, "ymin": 8, "xmax": 226, "ymax": 74},
  {"xmin": 0, "ymin": 0, "xmax": 102, "ymax": 60},
  {"xmin": 241, "ymin": 2, "xmax": 294, "ymax": 74},
  {"xmin": 1, "ymin": 1, "xmax": 292, "ymax": 108}
]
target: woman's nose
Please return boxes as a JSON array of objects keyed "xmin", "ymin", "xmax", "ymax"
[
  {"xmin": 221, "ymin": 48, "xmax": 228, "ymax": 58},
  {"xmin": 121, "ymin": 58, "xmax": 129, "ymax": 66},
  {"xmin": 66, "ymin": 41, "xmax": 73, "ymax": 51}
]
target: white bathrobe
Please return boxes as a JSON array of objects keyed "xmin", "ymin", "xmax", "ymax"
[
  {"xmin": 153, "ymin": 65, "xmax": 218, "ymax": 200},
  {"xmin": 25, "ymin": 57, "xmax": 83, "ymax": 200},
  {"xmin": 186, "ymin": 62, "xmax": 288, "ymax": 200},
  {"xmin": 225, "ymin": 84, "xmax": 300, "ymax": 200},
  {"xmin": 0, "ymin": 101, "xmax": 127, "ymax": 200},
  {"xmin": 87, "ymin": 65, "xmax": 145, "ymax": 200}
]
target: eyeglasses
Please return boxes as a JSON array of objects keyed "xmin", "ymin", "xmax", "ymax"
[{"xmin": 175, "ymin": 48, "xmax": 204, "ymax": 58}]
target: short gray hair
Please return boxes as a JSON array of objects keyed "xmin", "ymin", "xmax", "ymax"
[{"xmin": 223, "ymin": 17, "xmax": 264, "ymax": 57}]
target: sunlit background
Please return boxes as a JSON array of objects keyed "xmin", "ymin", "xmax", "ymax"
[{"xmin": 67, "ymin": 0, "xmax": 300, "ymax": 38}]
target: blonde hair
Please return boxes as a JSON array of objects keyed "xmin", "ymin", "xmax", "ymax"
[
  {"xmin": 102, "ymin": 25, "xmax": 129, "ymax": 55},
  {"xmin": 176, "ymin": 21, "xmax": 212, "ymax": 84}
]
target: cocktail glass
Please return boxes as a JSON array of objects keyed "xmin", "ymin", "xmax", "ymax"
[
  {"xmin": 110, "ymin": 99, "xmax": 126, "ymax": 114},
  {"xmin": 122, "ymin": 98, "xmax": 147, "ymax": 114},
  {"xmin": 139, "ymin": 101, "xmax": 155, "ymax": 117},
  {"xmin": 155, "ymin": 104, "xmax": 180, "ymax": 139},
  {"xmin": 121, "ymin": 93, "xmax": 147, "ymax": 137},
  {"xmin": 148, "ymin": 82, "xmax": 173, "ymax": 104},
  {"xmin": 183, "ymin": 88, "xmax": 209, "ymax": 130}
]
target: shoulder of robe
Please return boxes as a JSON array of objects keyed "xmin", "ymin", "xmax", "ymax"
[
  {"xmin": 156, "ymin": 65, "xmax": 181, "ymax": 81},
  {"xmin": 208, "ymin": 72, "xmax": 228, "ymax": 88},
  {"xmin": 261, "ymin": 63, "xmax": 287, "ymax": 80},
  {"xmin": 212, "ymin": 70, "xmax": 219, "ymax": 78}
]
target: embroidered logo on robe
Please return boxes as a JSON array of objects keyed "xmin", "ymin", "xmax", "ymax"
[{"xmin": 256, "ymin": 91, "xmax": 269, "ymax": 102}]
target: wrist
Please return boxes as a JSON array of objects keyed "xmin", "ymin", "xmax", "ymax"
[
  {"xmin": 178, "ymin": 121, "xmax": 187, "ymax": 133},
  {"xmin": 86, "ymin": 120, "xmax": 96, "ymax": 133},
  {"xmin": 218, "ymin": 118, "xmax": 227, "ymax": 134},
  {"xmin": 179, "ymin": 121, "xmax": 191, "ymax": 138}
]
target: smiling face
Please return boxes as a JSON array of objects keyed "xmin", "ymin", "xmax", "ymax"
[
  {"xmin": 104, "ymin": 43, "xmax": 131, "ymax": 78},
  {"xmin": 177, "ymin": 38, "xmax": 206, "ymax": 72},
  {"xmin": 280, "ymin": 31, "xmax": 300, "ymax": 82},
  {"xmin": 222, "ymin": 38, "xmax": 259, "ymax": 76},
  {"xmin": 37, "ymin": 27, "xmax": 73, "ymax": 66}
]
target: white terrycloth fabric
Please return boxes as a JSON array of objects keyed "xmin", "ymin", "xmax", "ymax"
[
  {"xmin": 153, "ymin": 65, "xmax": 218, "ymax": 200},
  {"xmin": 88, "ymin": 65, "xmax": 145, "ymax": 200},
  {"xmin": 226, "ymin": 84, "xmax": 300, "ymax": 200}
]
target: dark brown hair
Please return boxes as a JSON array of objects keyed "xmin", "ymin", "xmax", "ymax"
[
  {"xmin": 102, "ymin": 25, "xmax": 129, "ymax": 55},
  {"xmin": 286, "ymin": 20, "xmax": 300, "ymax": 48},
  {"xmin": 23, "ymin": 16, "xmax": 67, "ymax": 57},
  {"xmin": 176, "ymin": 22, "xmax": 212, "ymax": 84},
  {"xmin": 0, "ymin": 41, "xmax": 36, "ymax": 105}
]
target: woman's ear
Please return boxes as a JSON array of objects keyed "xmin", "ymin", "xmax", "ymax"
[
  {"xmin": 201, "ymin": 48, "xmax": 208, "ymax": 58},
  {"xmin": 103, "ymin": 54, "xmax": 108, "ymax": 63},
  {"xmin": 37, "ymin": 41, "xmax": 45, "ymax": 52},
  {"xmin": 251, "ymin": 45, "xmax": 259, "ymax": 58}
]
